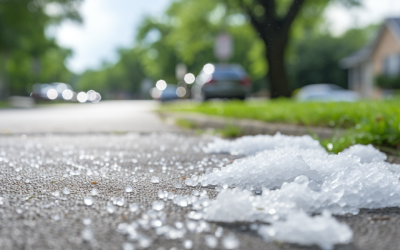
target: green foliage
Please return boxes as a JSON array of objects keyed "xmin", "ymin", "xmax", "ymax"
[
  {"xmin": 287, "ymin": 25, "xmax": 378, "ymax": 91},
  {"xmin": 162, "ymin": 99, "xmax": 400, "ymax": 153},
  {"xmin": 0, "ymin": 0, "xmax": 81, "ymax": 97},
  {"xmin": 375, "ymin": 74, "xmax": 400, "ymax": 89},
  {"xmin": 77, "ymin": 48, "xmax": 146, "ymax": 98}
]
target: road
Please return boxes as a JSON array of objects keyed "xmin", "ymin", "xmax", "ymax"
[
  {"xmin": 0, "ymin": 101, "xmax": 400, "ymax": 250},
  {"xmin": 0, "ymin": 100, "xmax": 179, "ymax": 134}
]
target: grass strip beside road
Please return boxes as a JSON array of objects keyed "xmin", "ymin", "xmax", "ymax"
[{"xmin": 162, "ymin": 99, "xmax": 400, "ymax": 154}]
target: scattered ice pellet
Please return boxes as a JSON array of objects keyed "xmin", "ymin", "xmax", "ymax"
[
  {"xmin": 152, "ymin": 201, "xmax": 165, "ymax": 211},
  {"xmin": 91, "ymin": 188, "xmax": 99, "ymax": 196},
  {"xmin": 81, "ymin": 227, "xmax": 94, "ymax": 241},
  {"xmin": 174, "ymin": 221, "xmax": 184, "ymax": 229},
  {"xmin": 122, "ymin": 242, "xmax": 135, "ymax": 250},
  {"xmin": 106, "ymin": 203, "xmax": 116, "ymax": 214},
  {"xmin": 151, "ymin": 176, "xmax": 160, "ymax": 184},
  {"xmin": 222, "ymin": 233, "xmax": 240, "ymax": 249},
  {"xmin": 138, "ymin": 236, "xmax": 152, "ymax": 248},
  {"xmin": 183, "ymin": 239, "xmax": 193, "ymax": 249},
  {"xmin": 83, "ymin": 218, "xmax": 92, "ymax": 226},
  {"xmin": 258, "ymin": 211, "xmax": 353, "ymax": 250},
  {"xmin": 52, "ymin": 191, "xmax": 60, "ymax": 197},
  {"xmin": 116, "ymin": 197, "xmax": 125, "ymax": 207},
  {"xmin": 205, "ymin": 235, "xmax": 218, "ymax": 248},
  {"xmin": 150, "ymin": 219, "xmax": 162, "ymax": 228},
  {"xmin": 62, "ymin": 188, "xmax": 70, "ymax": 195},
  {"xmin": 52, "ymin": 214, "xmax": 61, "ymax": 221},
  {"xmin": 215, "ymin": 227, "xmax": 223, "ymax": 237},
  {"xmin": 129, "ymin": 203, "xmax": 139, "ymax": 213},
  {"xmin": 84, "ymin": 197, "xmax": 94, "ymax": 206},
  {"xmin": 125, "ymin": 186, "xmax": 133, "ymax": 193}
]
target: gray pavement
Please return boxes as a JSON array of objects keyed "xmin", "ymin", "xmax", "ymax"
[
  {"xmin": 1, "ymin": 101, "xmax": 400, "ymax": 250},
  {"xmin": 0, "ymin": 100, "xmax": 179, "ymax": 134}
]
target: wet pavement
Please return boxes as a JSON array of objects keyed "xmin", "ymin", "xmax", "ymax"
[{"xmin": 0, "ymin": 133, "xmax": 400, "ymax": 250}]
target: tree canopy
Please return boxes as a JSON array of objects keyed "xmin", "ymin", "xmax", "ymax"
[
  {"xmin": 75, "ymin": 0, "xmax": 370, "ymax": 99},
  {"xmin": 0, "ymin": 0, "xmax": 81, "ymax": 98}
]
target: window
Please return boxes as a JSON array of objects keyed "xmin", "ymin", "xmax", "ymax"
[{"xmin": 383, "ymin": 54, "xmax": 400, "ymax": 76}]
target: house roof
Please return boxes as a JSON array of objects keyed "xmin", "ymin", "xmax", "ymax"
[{"xmin": 340, "ymin": 17, "xmax": 400, "ymax": 68}]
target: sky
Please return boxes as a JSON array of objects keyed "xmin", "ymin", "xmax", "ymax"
[{"xmin": 54, "ymin": 0, "xmax": 400, "ymax": 74}]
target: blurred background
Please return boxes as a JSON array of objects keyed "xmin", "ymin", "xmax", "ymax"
[{"xmin": 0, "ymin": 0, "xmax": 400, "ymax": 105}]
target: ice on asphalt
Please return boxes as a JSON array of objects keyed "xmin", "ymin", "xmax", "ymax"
[
  {"xmin": 187, "ymin": 134, "xmax": 400, "ymax": 249},
  {"xmin": 258, "ymin": 211, "xmax": 353, "ymax": 250}
]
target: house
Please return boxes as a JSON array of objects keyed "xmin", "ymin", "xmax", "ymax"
[{"xmin": 340, "ymin": 18, "xmax": 400, "ymax": 98}]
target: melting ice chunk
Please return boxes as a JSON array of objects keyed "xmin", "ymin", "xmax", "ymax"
[{"xmin": 258, "ymin": 211, "xmax": 352, "ymax": 250}]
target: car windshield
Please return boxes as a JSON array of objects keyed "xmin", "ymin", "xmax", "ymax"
[{"xmin": 212, "ymin": 71, "xmax": 242, "ymax": 81}]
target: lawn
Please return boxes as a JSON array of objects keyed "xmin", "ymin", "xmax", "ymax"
[{"xmin": 162, "ymin": 99, "xmax": 400, "ymax": 154}]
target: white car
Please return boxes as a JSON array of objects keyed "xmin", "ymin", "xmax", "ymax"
[{"xmin": 295, "ymin": 84, "xmax": 359, "ymax": 102}]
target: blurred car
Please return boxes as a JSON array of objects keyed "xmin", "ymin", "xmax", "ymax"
[
  {"xmin": 294, "ymin": 84, "xmax": 359, "ymax": 102},
  {"xmin": 150, "ymin": 84, "xmax": 180, "ymax": 102},
  {"xmin": 31, "ymin": 83, "xmax": 73, "ymax": 101},
  {"xmin": 160, "ymin": 84, "xmax": 179, "ymax": 101},
  {"xmin": 192, "ymin": 63, "xmax": 251, "ymax": 101}
]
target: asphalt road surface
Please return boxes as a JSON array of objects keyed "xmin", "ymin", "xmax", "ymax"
[
  {"xmin": 0, "ymin": 100, "xmax": 179, "ymax": 134},
  {"xmin": 0, "ymin": 101, "xmax": 400, "ymax": 250}
]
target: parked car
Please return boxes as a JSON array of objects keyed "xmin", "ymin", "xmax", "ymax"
[
  {"xmin": 192, "ymin": 63, "xmax": 251, "ymax": 101},
  {"xmin": 31, "ymin": 83, "xmax": 73, "ymax": 101},
  {"xmin": 160, "ymin": 84, "xmax": 179, "ymax": 101},
  {"xmin": 294, "ymin": 84, "xmax": 359, "ymax": 102}
]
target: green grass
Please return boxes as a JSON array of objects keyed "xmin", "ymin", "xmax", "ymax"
[
  {"xmin": 162, "ymin": 99, "xmax": 400, "ymax": 154},
  {"xmin": 0, "ymin": 101, "xmax": 10, "ymax": 109}
]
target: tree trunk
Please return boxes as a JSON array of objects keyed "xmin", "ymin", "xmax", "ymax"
[
  {"xmin": 266, "ymin": 37, "xmax": 291, "ymax": 98},
  {"xmin": 0, "ymin": 51, "xmax": 9, "ymax": 100}
]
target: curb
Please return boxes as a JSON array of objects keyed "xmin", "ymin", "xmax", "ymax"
[{"xmin": 160, "ymin": 112, "xmax": 343, "ymax": 139}]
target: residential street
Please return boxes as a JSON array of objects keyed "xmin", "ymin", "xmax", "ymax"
[
  {"xmin": 0, "ymin": 101, "xmax": 400, "ymax": 250},
  {"xmin": 0, "ymin": 101, "xmax": 179, "ymax": 134}
]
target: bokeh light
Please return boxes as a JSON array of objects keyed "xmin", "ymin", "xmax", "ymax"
[
  {"xmin": 87, "ymin": 90, "xmax": 101, "ymax": 103},
  {"xmin": 150, "ymin": 88, "xmax": 162, "ymax": 99},
  {"xmin": 156, "ymin": 80, "xmax": 167, "ymax": 90},
  {"xmin": 56, "ymin": 83, "xmax": 68, "ymax": 93},
  {"xmin": 62, "ymin": 89, "xmax": 73, "ymax": 100},
  {"xmin": 77, "ymin": 92, "xmax": 88, "ymax": 103},
  {"xmin": 184, "ymin": 73, "xmax": 195, "ymax": 84},
  {"xmin": 47, "ymin": 89, "xmax": 58, "ymax": 100},
  {"xmin": 203, "ymin": 63, "xmax": 215, "ymax": 74},
  {"xmin": 87, "ymin": 90, "xmax": 96, "ymax": 102},
  {"xmin": 176, "ymin": 87, "xmax": 187, "ymax": 97}
]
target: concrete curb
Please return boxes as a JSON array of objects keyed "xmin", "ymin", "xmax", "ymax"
[{"xmin": 160, "ymin": 112, "xmax": 344, "ymax": 139}]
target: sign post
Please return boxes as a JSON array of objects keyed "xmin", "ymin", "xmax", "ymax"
[{"xmin": 214, "ymin": 32, "xmax": 233, "ymax": 62}]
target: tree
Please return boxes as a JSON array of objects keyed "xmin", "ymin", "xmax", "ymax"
[
  {"xmin": 0, "ymin": 0, "xmax": 81, "ymax": 98},
  {"xmin": 236, "ymin": 0, "xmax": 360, "ymax": 98},
  {"xmin": 288, "ymin": 24, "xmax": 377, "ymax": 91}
]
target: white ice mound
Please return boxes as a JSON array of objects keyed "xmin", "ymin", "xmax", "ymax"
[
  {"xmin": 193, "ymin": 143, "xmax": 399, "ymax": 191},
  {"xmin": 340, "ymin": 144, "xmax": 387, "ymax": 163},
  {"xmin": 196, "ymin": 147, "xmax": 326, "ymax": 189},
  {"xmin": 257, "ymin": 211, "xmax": 353, "ymax": 250},
  {"xmin": 204, "ymin": 133, "xmax": 322, "ymax": 155},
  {"xmin": 204, "ymin": 161, "xmax": 400, "ymax": 223}
]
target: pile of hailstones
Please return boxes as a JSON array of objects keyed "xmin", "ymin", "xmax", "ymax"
[{"xmin": 157, "ymin": 133, "xmax": 400, "ymax": 250}]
